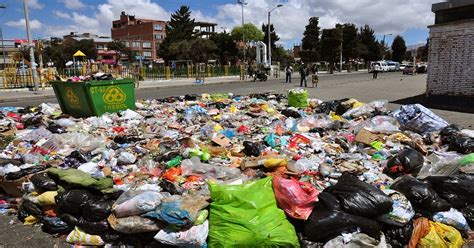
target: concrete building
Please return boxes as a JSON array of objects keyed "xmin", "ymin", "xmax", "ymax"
[
  {"xmin": 63, "ymin": 32, "xmax": 118, "ymax": 65},
  {"xmin": 427, "ymin": 0, "xmax": 474, "ymax": 97},
  {"xmin": 111, "ymin": 12, "xmax": 167, "ymax": 64},
  {"xmin": 194, "ymin": 22, "xmax": 217, "ymax": 39}
]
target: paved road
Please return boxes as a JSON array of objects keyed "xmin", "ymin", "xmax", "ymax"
[{"xmin": 2, "ymin": 72, "xmax": 472, "ymax": 128}]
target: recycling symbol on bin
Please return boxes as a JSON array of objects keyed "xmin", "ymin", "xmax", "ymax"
[
  {"xmin": 103, "ymin": 86, "xmax": 126, "ymax": 105},
  {"xmin": 66, "ymin": 87, "xmax": 80, "ymax": 105}
]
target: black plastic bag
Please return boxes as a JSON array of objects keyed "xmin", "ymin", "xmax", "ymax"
[
  {"xmin": 47, "ymin": 123, "xmax": 66, "ymax": 134},
  {"xmin": 56, "ymin": 189, "xmax": 94, "ymax": 215},
  {"xmin": 382, "ymin": 221, "xmax": 414, "ymax": 248},
  {"xmin": 31, "ymin": 173, "xmax": 57, "ymax": 192},
  {"xmin": 17, "ymin": 206, "xmax": 29, "ymax": 222},
  {"xmin": 425, "ymin": 174, "xmax": 474, "ymax": 208},
  {"xmin": 303, "ymin": 192, "xmax": 381, "ymax": 242},
  {"xmin": 325, "ymin": 173, "xmax": 393, "ymax": 217},
  {"xmin": 447, "ymin": 136, "xmax": 474, "ymax": 154},
  {"xmin": 5, "ymin": 164, "xmax": 48, "ymax": 180},
  {"xmin": 391, "ymin": 175, "xmax": 450, "ymax": 214},
  {"xmin": 82, "ymin": 198, "xmax": 114, "ymax": 222},
  {"xmin": 242, "ymin": 141, "xmax": 261, "ymax": 157},
  {"xmin": 314, "ymin": 101, "xmax": 341, "ymax": 115},
  {"xmin": 0, "ymin": 158, "xmax": 22, "ymax": 166},
  {"xmin": 281, "ymin": 109, "xmax": 301, "ymax": 118},
  {"xmin": 440, "ymin": 124, "xmax": 460, "ymax": 144},
  {"xmin": 384, "ymin": 148, "xmax": 424, "ymax": 179},
  {"xmin": 22, "ymin": 200, "xmax": 43, "ymax": 217},
  {"xmin": 77, "ymin": 217, "xmax": 109, "ymax": 235},
  {"xmin": 59, "ymin": 213, "xmax": 78, "ymax": 227},
  {"xmin": 460, "ymin": 204, "xmax": 474, "ymax": 229},
  {"xmin": 41, "ymin": 217, "xmax": 73, "ymax": 235}
]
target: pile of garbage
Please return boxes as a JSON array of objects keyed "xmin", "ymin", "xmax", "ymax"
[{"xmin": 0, "ymin": 91, "xmax": 473, "ymax": 247}]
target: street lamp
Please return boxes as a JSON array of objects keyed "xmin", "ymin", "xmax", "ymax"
[
  {"xmin": 0, "ymin": 5, "xmax": 6, "ymax": 70},
  {"xmin": 23, "ymin": 0, "xmax": 39, "ymax": 91},
  {"xmin": 237, "ymin": 0, "xmax": 248, "ymax": 65},
  {"xmin": 382, "ymin": 33, "xmax": 393, "ymax": 60},
  {"xmin": 267, "ymin": 4, "xmax": 283, "ymax": 66}
]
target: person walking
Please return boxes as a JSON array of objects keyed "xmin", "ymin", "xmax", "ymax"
[
  {"xmin": 300, "ymin": 63, "xmax": 308, "ymax": 87},
  {"xmin": 372, "ymin": 63, "xmax": 379, "ymax": 79},
  {"xmin": 285, "ymin": 64, "xmax": 293, "ymax": 83}
]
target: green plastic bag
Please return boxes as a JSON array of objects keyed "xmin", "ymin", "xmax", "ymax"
[
  {"xmin": 208, "ymin": 177, "xmax": 299, "ymax": 248},
  {"xmin": 288, "ymin": 90, "xmax": 308, "ymax": 108},
  {"xmin": 47, "ymin": 168, "xmax": 113, "ymax": 191}
]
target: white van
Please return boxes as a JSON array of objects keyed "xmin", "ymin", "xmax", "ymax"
[{"xmin": 369, "ymin": 61, "xmax": 389, "ymax": 72}]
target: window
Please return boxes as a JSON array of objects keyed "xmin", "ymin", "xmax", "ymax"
[
  {"xmin": 97, "ymin": 45, "xmax": 105, "ymax": 50},
  {"xmin": 132, "ymin": 41, "xmax": 141, "ymax": 48},
  {"xmin": 143, "ymin": 51, "xmax": 152, "ymax": 57},
  {"xmin": 153, "ymin": 24, "xmax": 162, "ymax": 31},
  {"xmin": 154, "ymin": 34, "xmax": 162, "ymax": 40},
  {"xmin": 142, "ymin": 42, "xmax": 151, "ymax": 48},
  {"xmin": 123, "ymin": 41, "xmax": 129, "ymax": 47}
]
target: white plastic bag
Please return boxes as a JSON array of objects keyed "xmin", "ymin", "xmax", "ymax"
[
  {"xmin": 392, "ymin": 104, "xmax": 448, "ymax": 133},
  {"xmin": 113, "ymin": 191, "xmax": 167, "ymax": 218},
  {"xmin": 433, "ymin": 208, "xmax": 470, "ymax": 231},
  {"xmin": 154, "ymin": 220, "xmax": 209, "ymax": 247}
]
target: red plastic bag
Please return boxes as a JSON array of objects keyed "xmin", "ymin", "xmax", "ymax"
[{"xmin": 272, "ymin": 176, "xmax": 319, "ymax": 220}]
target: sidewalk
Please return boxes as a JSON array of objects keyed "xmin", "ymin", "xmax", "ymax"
[{"xmin": 0, "ymin": 70, "xmax": 368, "ymax": 103}]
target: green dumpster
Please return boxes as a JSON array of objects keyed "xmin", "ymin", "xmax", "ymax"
[{"xmin": 51, "ymin": 79, "xmax": 136, "ymax": 117}]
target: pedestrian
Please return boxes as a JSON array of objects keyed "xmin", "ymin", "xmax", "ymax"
[
  {"xmin": 300, "ymin": 63, "xmax": 308, "ymax": 87},
  {"xmin": 285, "ymin": 64, "xmax": 293, "ymax": 83},
  {"xmin": 372, "ymin": 63, "xmax": 379, "ymax": 79},
  {"xmin": 311, "ymin": 64, "xmax": 319, "ymax": 88}
]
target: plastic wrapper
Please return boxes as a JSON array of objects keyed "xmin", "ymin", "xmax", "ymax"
[
  {"xmin": 377, "ymin": 189, "xmax": 415, "ymax": 227},
  {"xmin": 113, "ymin": 191, "xmax": 167, "ymax": 218},
  {"xmin": 364, "ymin": 115, "xmax": 400, "ymax": 133},
  {"xmin": 66, "ymin": 227, "xmax": 105, "ymax": 246},
  {"xmin": 342, "ymin": 100, "xmax": 387, "ymax": 119},
  {"xmin": 30, "ymin": 173, "xmax": 57, "ymax": 192},
  {"xmin": 433, "ymin": 208, "xmax": 470, "ymax": 231},
  {"xmin": 272, "ymin": 176, "xmax": 319, "ymax": 220},
  {"xmin": 41, "ymin": 216, "xmax": 73, "ymax": 235},
  {"xmin": 425, "ymin": 174, "xmax": 474, "ymax": 208},
  {"xmin": 108, "ymin": 214, "xmax": 161, "ymax": 234},
  {"xmin": 77, "ymin": 162, "xmax": 104, "ymax": 178},
  {"xmin": 180, "ymin": 156, "xmax": 242, "ymax": 182},
  {"xmin": 323, "ymin": 232, "xmax": 389, "ymax": 248},
  {"xmin": 208, "ymin": 177, "xmax": 299, "ymax": 247},
  {"xmin": 303, "ymin": 192, "xmax": 381, "ymax": 242},
  {"xmin": 326, "ymin": 173, "xmax": 393, "ymax": 217},
  {"xmin": 391, "ymin": 175, "xmax": 450, "ymax": 214},
  {"xmin": 384, "ymin": 148, "xmax": 424, "ymax": 179},
  {"xmin": 417, "ymin": 153, "xmax": 462, "ymax": 179},
  {"xmin": 143, "ymin": 195, "xmax": 209, "ymax": 227},
  {"xmin": 154, "ymin": 220, "xmax": 209, "ymax": 247},
  {"xmin": 392, "ymin": 104, "xmax": 449, "ymax": 133}
]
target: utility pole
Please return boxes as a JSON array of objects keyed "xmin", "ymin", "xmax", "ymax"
[
  {"xmin": 23, "ymin": 0, "xmax": 38, "ymax": 91},
  {"xmin": 238, "ymin": 0, "xmax": 247, "ymax": 65},
  {"xmin": 0, "ymin": 5, "xmax": 7, "ymax": 70},
  {"xmin": 267, "ymin": 4, "xmax": 282, "ymax": 67},
  {"xmin": 382, "ymin": 33, "xmax": 393, "ymax": 60},
  {"xmin": 339, "ymin": 27, "xmax": 343, "ymax": 72}
]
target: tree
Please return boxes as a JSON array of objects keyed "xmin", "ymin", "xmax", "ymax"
[
  {"xmin": 230, "ymin": 23, "xmax": 264, "ymax": 42},
  {"xmin": 210, "ymin": 32, "xmax": 239, "ymax": 64},
  {"xmin": 41, "ymin": 39, "xmax": 97, "ymax": 68},
  {"xmin": 320, "ymin": 28, "xmax": 342, "ymax": 74},
  {"xmin": 168, "ymin": 38, "xmax": 217, "ymax": 63},
  {"xmin": 300, "ymin": 17, "xmax": 321, "ymax": 62},
  {"xmin": 262, "ymin": 23, "xmax": 279, "ymax": 57},
  {"xmin": 336, "ymin": 23, "xmax": 359, "ymax": 62},
  {"xmin": 159, "ymin": 5, "xmax": 196, "ymax": 63},
  {"xmin": 358, "ymin": 25, "xmax": 382, "ymax": 62},
  {"xmin": 107, "ymin": 40, "xmax": 134, "ymax": 64},
  {"xmin": 272, "ymin": 46, "xmax": 294, "ymax": 66},
  {"xmin": 391, "ymin": 35, "xmax": 407, "ymax": 62}
]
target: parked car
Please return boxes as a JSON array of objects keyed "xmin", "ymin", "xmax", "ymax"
[
  {"xmin": 403, "ymin": 65, "xmax": 415, "ymax": 75},
  {"xmin": 386, "ymin": 61, "xmax": 400, "ymax": 71},
  {"xmin": 369, "ymin": 61, "xmax": 389, "ymax": 72},
  {"xmin": 399, "ymin": 64, "xmax": 407, "ymax": 70}
]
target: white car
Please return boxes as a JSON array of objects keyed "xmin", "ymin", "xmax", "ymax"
[{"xmin": 369, "ymin": 61, "xmax": 389, "ymax": 72}]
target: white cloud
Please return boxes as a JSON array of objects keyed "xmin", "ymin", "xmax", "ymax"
[
  {"xmin": 58, "ymin": 0, "xmax": 86, "ymax": 9},
  {"xmin": 53, "ymin": 10, "xmax": 72, "ymax": 19},
  {"xmin": 29, "ymin": 0, "xmax": 44, "ymax": 9},
  {"xmin": 211, "ymin": 0, "xmax": 439, "ymax": 46},
  {"xmin": 6, "ymin": 18, "xmax": 43, "ymax": 30}
]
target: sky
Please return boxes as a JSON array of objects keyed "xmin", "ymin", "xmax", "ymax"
[{"xmin": 0, "ymin": 0, "xmax": 441, "ymax": 48}]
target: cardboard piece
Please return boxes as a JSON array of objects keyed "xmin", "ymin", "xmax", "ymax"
[
  {"xmin": 212, "ymin": 134, "xmax": 231, "ymax": 147},
  {"xmin": 354, "ymin": 128, "xmax": 385, "ymax": 145}
]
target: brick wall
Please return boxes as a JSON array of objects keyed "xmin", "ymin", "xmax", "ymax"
[{"xmin": 427, "ymin": 19, "xmax": 474, "ymax": 96}]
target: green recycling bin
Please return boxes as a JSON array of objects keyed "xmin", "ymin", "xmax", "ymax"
[{"xmin": 51, "ymin": 79, "xmax": 136, "ymax": 117}]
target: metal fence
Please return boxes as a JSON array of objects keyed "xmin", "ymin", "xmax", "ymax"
[{"xmin": 1, "ymin": 64, "xmax": 242, "ymax": 89}]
